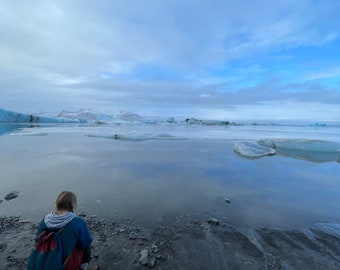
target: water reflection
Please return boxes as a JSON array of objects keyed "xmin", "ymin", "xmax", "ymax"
[
  {"xmin": 276, "ymin": 148, "xmax": 340, "ymax": 163},
  {"xmin": 0, "ymin": 124, "xmax": 37, "ymax": 136},
  {"xmin": 1, "ymin": 132, "xmax": 340, "ymax": 229}
]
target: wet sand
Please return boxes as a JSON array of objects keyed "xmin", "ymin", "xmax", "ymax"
[{"xmin": 1, "ymin": 215, "xmax": 340, "ymax": 270}]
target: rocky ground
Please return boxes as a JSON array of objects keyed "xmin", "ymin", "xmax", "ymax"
[{"xmin": 1, "ymin": 215, "xmax": 340, "ymax": 270}]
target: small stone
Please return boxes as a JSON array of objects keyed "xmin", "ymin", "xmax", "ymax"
[
  {"xmin": 151, "ymin": 244, "xmax": 159, "ymax": 253},
  {"xmin": 148, "ymin": 257, "xmax": 156, "ymax": 268},
  {"xmin": 224, "ymin": 198, "xmax": 231, "ymax": 203},
  {"xmin": 78, "ymin": 212, "xmax": 87, "ymax": 217},
  {"xmin": 18, "ymin": 219, "xmax": 30, "ymax": 224},
  {"xmin": 4, "ymin": 191, "xmax": 19, "ymax": 201},
  {"xmin": 139, "ymin": 249, "xmax": 149, "ymax": 265},
  {"xmin": 208, "ymin": 218, "xmax": 220, "ymax": 226}
]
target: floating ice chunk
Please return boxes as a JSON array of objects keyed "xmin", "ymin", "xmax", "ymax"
[
  {"xmin": 185, "ymin": 118, "xmax": 230, "ymax": 125},
  {"xmin": 167, "ymin": 117, "xmax": 175, "ymax": 123},
  {"xmin": 86, "ymin": 133, "xmax": 149, "ymax": 141},
  {"xmin": 258, "ymin": 138, "xmax": 340, "ymax": 163},
  {"xmin": 95, "ymin": 113, "xmax": 117, "ymax": 124},
  {"xmin": 10, "ymin": 132, "xmax": 48, "ymax": 136},
  {"xmin": 86, "ymin": 133, "xmax": 188, "ymax": 141},
  {"xmin": 257, "ymin": 138, "xmax": 340, "ymax": 152},
  {"xmin": 234, "ymin": 141, "xmax": 276, "ymax": 158},
  {"xmin": 257, "ymin": 138, "xmax": 276, "ymax": 149},
  {"xmin": 118, "ymin": 111, "xmax": 141, "ymax": 121}
]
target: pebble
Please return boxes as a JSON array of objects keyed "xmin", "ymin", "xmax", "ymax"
[
  {"xmin": 18, "ymin": 219, "xmax": 30, "ymax": 224},
  {"xmin": 139, "ymin": 249, "xmax": 149, "ymax": 265},
  {"xmin": 4, "ymin": 191, "xmax": 20, "ymax": 201},
  {"xmin": 208, "ymin": 218, "xmax": 220, "ymax": 226},
  {"xmin": 78, "ymin": 212, "xmax": 87, "ymax": 217},
  {"xmin": 224, "ymin": 198, "xmax": 231, "ymax": 204},
  {"xmin": 139, "ymin": 248, "xmax": 157, "ymax": 268},
  {"xmin": 151, "ymin": 244, "xmax": 159, "ymax": 253}
]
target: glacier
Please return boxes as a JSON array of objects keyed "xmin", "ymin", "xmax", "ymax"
[{"xmin": 0, "ymin": 108, "xmax": 86, "ymax": 124}]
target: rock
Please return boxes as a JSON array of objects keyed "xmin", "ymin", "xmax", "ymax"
[
  {"xmin": 139, "ymin": 249, "xmax": 157, "ymax": 268},
  {"xmin": 4, "ymin": 191, "xmax": 19, "ymax": 201},
  {"xmin": 78, "ymin": 212, "xmax": 87, "ymax": 217},
  {"xmin": 18, "ymin": 219, "xmax": 30, "ymax": 224},
  {"xmin": 148, "ymin": 257, "xmax": 156, "ymax": 268},
  {"xmin": 208, "ymin": 218, "xmax": 220, "ymax": 226},
  {"xmin": 0, "ymin": 199, "xmax": 3, "ymax": 204},
  {"xmin": 139, "ymin": 249, "xmax": 149, "ymax": 265},
  {"xmin": 151, "ymin": 244, "xmax": 159, "ymax": 253}
]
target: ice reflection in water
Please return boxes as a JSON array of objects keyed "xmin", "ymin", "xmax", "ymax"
[{"xmin": 0, "ymin": 127, "xmax": 340, "ymax": 230}]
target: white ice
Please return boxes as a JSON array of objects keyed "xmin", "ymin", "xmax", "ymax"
[
  {"xmin": 233, "ymin": 141, "xmax": 276, "ymax": 158},
  {"xmin": 257, "ymin": 138, "xmax": 340, "ymax": 153},
  {"xmin": 86, "ymin": 132, "xmax": 188, "ymax": 141},
  {"xmin": 0, "ymin": 108, "xmax": 86, "ymax": 123}
]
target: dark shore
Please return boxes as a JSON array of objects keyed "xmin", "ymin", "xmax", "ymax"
[{"xmin": 1, "ymin": 215, "xmax": 340, "ymax": 270}]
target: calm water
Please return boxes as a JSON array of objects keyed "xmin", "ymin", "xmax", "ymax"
[{"xmin": 0, "ymin": 124, "xmax": 340, "ymax": 229}]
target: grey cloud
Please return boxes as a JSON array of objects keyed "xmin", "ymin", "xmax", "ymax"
[{"xmin": 1, "ymin": 0, "xmax": 340, "ymax": 119}]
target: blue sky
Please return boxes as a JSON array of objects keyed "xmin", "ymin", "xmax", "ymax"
[{"xmin": 1, "ymin": 0, "xmax": 340, "ymax": 120}]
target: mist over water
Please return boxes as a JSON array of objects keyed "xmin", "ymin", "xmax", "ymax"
[{"xmin": 0, "ymin": 122, "xmax": 340, "ymax": 229}]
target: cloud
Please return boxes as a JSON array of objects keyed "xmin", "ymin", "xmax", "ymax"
[{"xmin": 1, "ymin": 0, "xmax": 340, "ymax": 119}]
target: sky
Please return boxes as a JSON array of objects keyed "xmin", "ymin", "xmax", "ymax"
[{"xmin": 1, "ymin": 0, "xmax": 340, "ymax": 120}]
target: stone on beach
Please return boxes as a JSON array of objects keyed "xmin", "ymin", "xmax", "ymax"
[
  {"xmin": 4, "ymin": 191, "xmax": 19, "ymax": 201},
  {"xmin": 139, "ymin": 249, "xmax": 156, "ymax": 268},
  {"xmin": 224, "ymin": 198, "xmax": 231, "ymax": 203},
  {"xmin": 208, "ymin": 218, "xmax": 220, "ymax": 226}
]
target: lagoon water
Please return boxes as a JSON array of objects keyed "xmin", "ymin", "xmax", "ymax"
[{"xmin": 1, "ymin": 122, "xmax": 340, "ymax": 230}]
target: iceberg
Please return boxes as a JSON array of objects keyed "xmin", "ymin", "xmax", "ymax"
[
  {"xmin": 257, "ymin": 138, "xmax": 340, "ymax": 152},
  {"xmin": 11, "ymin": 132, "xmax": 49, "ymax": 136},
  {"xmin": 86, "ymin": 133, "xmax": 188, "ymax": 141},
  {"xmin": 233, "ymin": 141, "xmax": 276, "ymax": 159},
  {"xmin": 185, "ymin": 118, "xmax": 230, "ymax": 126},
  {"xmin": 257, "ymin": 138, "xmax": 340, "ymax": 163},
  {"xmin": 0, "ymin": 108, "xmax": 86, "ymax": 123},
  {"xmin": 0, "ymin": 124, "xmax": 27, "ymax": 136},
  {"xmin": 57, "ymin": 109, "xmax": 98, "ymax": 121},
  {"xmin": 117, "ymin": 111, "xmax": 141, "ymax": 121}
]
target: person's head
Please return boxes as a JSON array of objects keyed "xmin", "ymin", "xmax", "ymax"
[{"xmin": 55, "ymin": 191, "xmax": 77, "ymax": 212}]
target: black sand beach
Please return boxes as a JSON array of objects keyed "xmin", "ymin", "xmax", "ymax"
[{"xmin": 1, "ymin": 215, "xmax": 340, "ymax": 270}]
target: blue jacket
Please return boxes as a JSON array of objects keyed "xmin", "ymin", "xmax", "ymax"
[{"xmin": 37, "ymin": 212, "xmax": 93, "ymax": 259}]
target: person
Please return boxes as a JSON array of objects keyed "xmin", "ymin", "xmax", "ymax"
[{"xmin": 35, "ymin": 191, "xmax": 99, "ymax": 270}]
